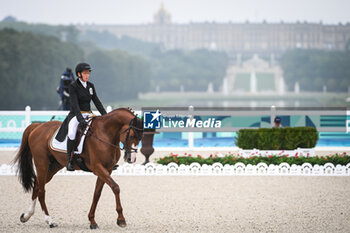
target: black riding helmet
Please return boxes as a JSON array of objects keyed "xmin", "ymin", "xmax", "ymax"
[{"xmin": 75, "ymin": 62, "xmax": 92, "ymax": 76}]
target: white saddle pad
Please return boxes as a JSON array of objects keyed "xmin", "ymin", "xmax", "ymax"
[{"xmin": 50, "ymin": 122, "xmax": 91, "ymax": 154}]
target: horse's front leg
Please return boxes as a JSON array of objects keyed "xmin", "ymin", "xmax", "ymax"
[
  {"xmin": 93, "ymin": 164, "xmax": 126, "ymax": 227},
  {"xmin": 88, "ymin": 177, "xmax": 105, "ymax": 229}
]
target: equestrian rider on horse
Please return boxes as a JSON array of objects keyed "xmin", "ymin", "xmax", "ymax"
[{"xmin": 55, "ymin": 62, "xmax": 107, "ymax": 171}]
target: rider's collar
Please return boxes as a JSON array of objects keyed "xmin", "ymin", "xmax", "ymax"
[{"xmin": 79, "ymin": 78, "xmax": 87, "ymax": 88}]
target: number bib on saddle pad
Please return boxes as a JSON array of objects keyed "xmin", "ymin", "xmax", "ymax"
[{"xmin": 50, "ymin": 120, "xmax": 92, "ymax": 154}]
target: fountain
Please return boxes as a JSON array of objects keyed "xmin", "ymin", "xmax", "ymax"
[
  {"xmin": 222, "ymin": 78, "xmax": 229, "ymax": 95},
  {"xmin": 250, "ymin": 71, "xmax": 257, "ymax": 93},
  {"xmin": 278, "ymin": 77, "xmax": 286, "ymax": 95},
  {"xmin": 207, "ymin": 82, "xmax": 214, "ymax": 93},
  {"xmin": 294, "ymin": 82, "xmax": 300, "ymax": 94}
]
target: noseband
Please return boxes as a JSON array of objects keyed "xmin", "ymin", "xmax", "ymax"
[{"xmin": 119, "ymin": 117, "xmax": 144, "ymax": 162}]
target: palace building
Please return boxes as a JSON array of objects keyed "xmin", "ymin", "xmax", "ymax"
[
  {"xmin": 77, "ymin": 5, "xmax": 350, "ymax": 94},
  {"xmin": 77, "ymin": 4, "xmax": 350, "ymax": 56}
]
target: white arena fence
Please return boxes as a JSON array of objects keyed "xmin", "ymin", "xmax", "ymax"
[
  {"xmin": 0, "ymin": 106, "xmax": 349, "ymax": 148},
  {"xmin": 0, "ymin": 106, "xmax": 117, "ymax": 133},
  {"xmin": 1, "ymin": 162, "xmax": 350, "ymax": 176}
]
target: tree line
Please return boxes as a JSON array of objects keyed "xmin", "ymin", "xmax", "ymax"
[
  {"xmin": 0, "ymin": 17, "xmax": 159, "ymax": 110},
  {"xmin": 0, "ymin": 28, "xmax": 83, "ymax": 109},
  {"xmin": 280, "ymin": 49, "xmax": 350, "ymax": 92},
  {"xmin": 2, "ymin": 20, "xmax": 349, "ymax": 110},
  {"xmin": 0, "ymin": 28, "xmax": 151, "ymax": 109},
  {"xmin": 0, "ymin": 22, "xmax": 229, "ymax": 109},
  {"xmin": 80, "ymin": 29, "xmax": 228, "ymax": 92}
]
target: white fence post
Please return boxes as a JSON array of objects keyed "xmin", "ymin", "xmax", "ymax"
[
  {"xmin": 270, "ymin": 105, "xmax": 276, "ymax": 127},
  {"xmin": 188, "ymin": 105, "xmax": 194, "ymax": 149},
  {"xmin": 25, "ymin": 106, "xmax": 31, "ymax": 127}
]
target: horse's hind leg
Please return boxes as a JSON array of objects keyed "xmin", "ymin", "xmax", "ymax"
[
  {"xmin": 38, "ymin": 157, "xmax": 63, "ymax": 228},
  {"xmin": 20, "ymin": 191, "xmax": 37, "ymax": 223},
  {"xmin": 21, "ymin": 156, "xmax": 62, "ymax": 227}
]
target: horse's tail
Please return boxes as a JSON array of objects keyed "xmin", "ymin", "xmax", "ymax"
[{"xmin": 13, "ymin": 123, "xmax": 41, "ymax": 193}]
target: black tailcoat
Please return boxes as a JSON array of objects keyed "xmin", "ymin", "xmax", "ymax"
[{"xmin": 55, "ymin": 79, "xmax": 107, "ymax": 142}]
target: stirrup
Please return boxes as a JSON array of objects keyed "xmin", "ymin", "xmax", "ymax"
[
  {"xmin": 66, "ymin": 152, "xmax": 75, "ymax": 171},
  {"xmin": 66, "ymin": 161, "xmax": 75, "ymax": 171}
]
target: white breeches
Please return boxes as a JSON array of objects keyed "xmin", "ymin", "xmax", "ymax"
[{"xmin": 67, "ymin": 113, "xmax": 91, "ymax": 140}]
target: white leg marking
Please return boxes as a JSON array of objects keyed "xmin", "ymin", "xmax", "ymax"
[
  {"xmin": 44, "ymin": 212, "xmax": 53, "ymax": 225},
  {"xmin": 23, "ymin": 199, "xmax": 36, "ymax": 221},
  {"xmin": 131, "ymin": 143, "xmax": 138, "ymax": 163},
  {"xmin": 43, "ymin": 211, "xmax": 58, "ymax": 228}
]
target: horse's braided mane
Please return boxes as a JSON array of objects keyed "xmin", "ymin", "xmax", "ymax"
[{"xmin": 111, "ymin": 107, "xmax": 138, "ymax": 117}]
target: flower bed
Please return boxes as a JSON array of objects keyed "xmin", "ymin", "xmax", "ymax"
[{"xmin": 156, "ymin": 152, "xmax": 350, "ymax": 166}]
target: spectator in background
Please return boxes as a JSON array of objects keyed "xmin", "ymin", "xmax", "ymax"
[
  {"xmin": 57, "ymin": 67, "xmax": 75, "ymax": 110},
  {"xmin": 273, "ymin": 116, "xmax": 283, "ymax": 128}
]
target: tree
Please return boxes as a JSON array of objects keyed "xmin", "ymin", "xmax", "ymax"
[
  {"xmin": 86, "ymin": 49, "xmax": 151, "ymax": 102},
  {"xmin": 0, "ymin": 28, "xmax": 84, "ymax": 109},
  {"xmin": 280, "ymin": 49, "xmax": 350, "ymax": 92},
  {"xmin": 81, "ymin": 30, "xmax": 229, "ymax": 92}
]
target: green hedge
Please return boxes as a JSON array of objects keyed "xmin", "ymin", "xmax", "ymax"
[
  {"xmin": 156, "ymin": 153, "xmax": 350, "ymax": 166},
  {"xmin": 235, "ymin": 127, "xmax": 318, "ymax": 150}
]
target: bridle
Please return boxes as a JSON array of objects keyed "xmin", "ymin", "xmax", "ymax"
[
  {"xmin": 119, "ymin": 117, "xmax": 144, "ymax": 162},
  {"xmin": 85, "ymin": 116, "xmax": 143, "ymax": 163}
]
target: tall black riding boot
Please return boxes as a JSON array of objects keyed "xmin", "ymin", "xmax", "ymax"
[{"xmin": 66, "ymin": 139, "xmax": 75, "ymax": 171}]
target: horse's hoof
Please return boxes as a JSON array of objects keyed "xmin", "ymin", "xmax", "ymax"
[
  {"xmin": 117, "ymin": 219, "xmax": 127, "ymax": 227},
  {"xmin": 49, "ymin": 223, "xmax": 58, "ymax": 228},
  {"xmin": 90, "ymin": 224, "xmax": 99, "ymax": 229},
  {"xmin": 20, "ymin": 213, "xmax": 26, "ymax": 223}
]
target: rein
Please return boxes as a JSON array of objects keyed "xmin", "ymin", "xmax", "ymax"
[
  {"xmin": 88, "ymin": 129, "xmax": 120, "ymax": 149},
  {"xmin": 83, "ymin": 117, "xmax": 143, "ymax": 152}
]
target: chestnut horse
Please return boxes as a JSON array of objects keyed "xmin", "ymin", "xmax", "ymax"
[{"xmin": 13, "ymin": 108, "xmax": 143, "ymax": 229}]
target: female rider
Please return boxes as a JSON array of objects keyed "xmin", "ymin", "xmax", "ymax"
[{"xmin": 55, "ymin": 62, "xmax": 107, "ymax": 171}]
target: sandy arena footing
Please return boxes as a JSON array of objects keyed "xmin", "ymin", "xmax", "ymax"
[
  {"xmin": 0, "ymin": 149, "xmax": 350, "ymax": 232},
  {"xmin": 0, "ymin": 175, "xmax": 350, "ymax": 233}
]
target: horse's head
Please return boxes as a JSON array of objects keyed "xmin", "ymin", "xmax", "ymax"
[{"xmin": 119, "ymin": 116, "xmax": 143, "ymax": 163}]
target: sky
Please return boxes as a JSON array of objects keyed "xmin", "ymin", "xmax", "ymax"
[{"xmin": 1, "ymin": 0, "xmax": 350, "ymax": 25}]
